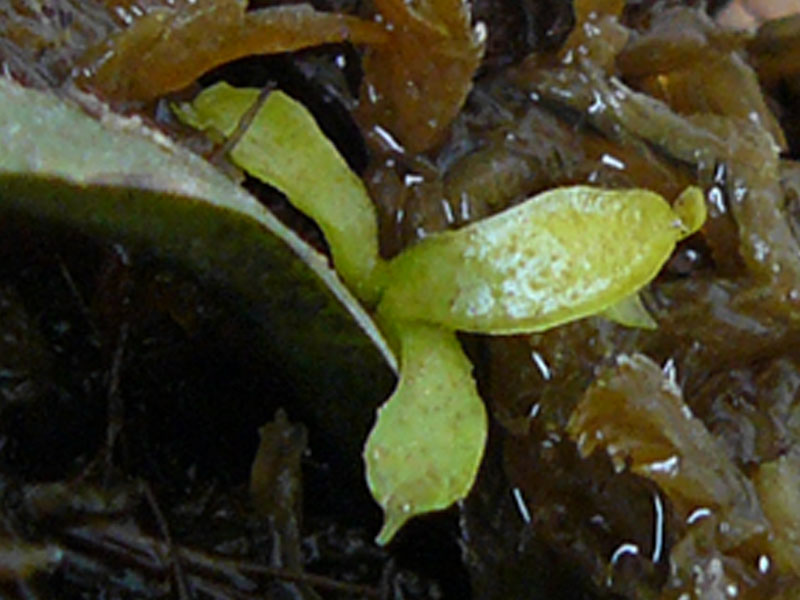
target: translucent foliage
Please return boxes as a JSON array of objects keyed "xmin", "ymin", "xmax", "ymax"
[
  {"xmin": 74, "ymin": 1, "xmax": 389, "ymax": 102},
  {"xmin": 358, "ymin": 0, "xmax": 485, "ymax": 152},
  {"xmin": 25, "ymin": 0, "xmax": 482, "ymax": 154},
  {"xmin": 175, "ymin": 84, "xmax": 485, "ymax": 541},
  {"xmin": 754, "ymin": 452, "xmax": 800, "ymax": 576},
  {"xmin": 563, "ymin": 353, "xmax": 800, "ymax": 595},
  {"xmin": 10, "ymin": 1, "xmax": 800, "ymax": 596},
  {"xmin": 567, "ymin": 354, "xmax": 770, "ymax": 547},
  {"xmin": 174, "ymin": 82, "xmax": 385, "ymax": 303},
  {"xmin": 175, "ymin": 83, "xmax": 707, "ymax": 544},
  {"xmin": 599, "ymin": 293, "xmax": 658, "ymax": 330},
  {"xmin": 364, "ymin": 322, "xmax": 487, "ymax": 544},
  {"xmin": 379, "ymin": 186, "xmax": 706, "ymax": 334}
]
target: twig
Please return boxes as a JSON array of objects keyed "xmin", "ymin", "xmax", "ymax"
[
  {"xmin": 239, "ymin": 562, "xmax": 381, "ymax": 598},
  {"xmin": 63, "ymin": 520, "xmax": 381, "ymax": 598},
  {"xmin": 211, "ymin": 82, "xmax": 274, "ymax": 165},
  {"xmin": 102, "ymin": 322, "xmax": 128, "ymax": 480},
  {"xmin": 142, "ymin": 483, "xmax": 192, "ymax": 600},
  {"xmin": 56, "ymin": 254, "xmax": 100, "ymax": 341}
]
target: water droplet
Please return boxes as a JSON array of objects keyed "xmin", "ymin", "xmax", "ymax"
[
  {"xmin": 441, "ymin": 199, "xmax": 455, "ymax": 225},
  {"xmin": 708, "ymin": 186, "xmax": 726, "ymax": 214},
  {"xmin": 373, "ymin": 125, "xmax": 405, "ymax": 153},
  {"xmin": 609, "ymin": 542, "xmax": 639, "ymax": 566},
  {"xmin": 530, "ymin": 351, "xmax": 551, "ymax": 380},
  {"xmin": 758, "ymin": 554, "xmax": 771, "ymax": 574},
  {"xmin": 473, "ymin": 21, "xmax": 487, "ymax": 44},
  {"xmin": 645, "ymin": 455, "xmax": 680, "ymax": 477},
  {"xmin": 403, "ymin": 173, "xmax": 424, "ymax": 187},
  {"xmin": 600, "ymin": 153, "xmax": 625, "ymax": 171},
  {"xmin": 687, "ymin": 507, "xmax": 712, "ymax": 525},
  {"xmin": 652, "ymin": 493, "xmax": 665, "ymax": 563},
  {"xmin": 512, "ymin": 487, "xmax": 531, "ymax": 524}
]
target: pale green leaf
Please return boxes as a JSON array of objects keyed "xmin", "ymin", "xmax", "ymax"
[
  {"xmin": 601, "ymin": 293, "xmax": 658, "ymax": 330},
  {"xmin": 170, "ymin": 79, "xmax": 709, "ymax": 546},
  {"xmin": 379, "ymin": 185, "xmax": 706, "ymax": 334},
  {"xmin": 364, "ymin": 322, "xmax": 487, "ymax": 544},
  {"xmin": 672, "ymin": 185, "xmax": 707, "ymax": 236},
  {"xmin": 173, "ymin": 82, "xmax": 385, "ymax": 303}
]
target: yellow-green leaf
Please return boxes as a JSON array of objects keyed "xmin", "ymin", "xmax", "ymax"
[
  {"xmin": 364, "ymin": 322, "xmax": 487, "ymax": 544},
  {"xmin": 672, "ymin": 185, "xmax": 706, "ymax": 236},
  {"xmin": 379, "ymin": 186, "xmax": 706, "ymax": 334},
  {"xmin": 172, "ymin": 81, "xmax": 709, "ymax": 546},
  {"xmin": 601, "ymin": 293, "xmax": 658, "ymax": 330},
  {"xmin": 173, "ymin": 82, "xmax": 385, "ymax": 303}
]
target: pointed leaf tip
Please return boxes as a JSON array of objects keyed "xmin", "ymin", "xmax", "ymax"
[
  {"xmin": 365, "ymin": 322, "xmax": 487, "ymax": 545},
  {"xmin": 375, "ymin": 505, "xmax": 413, "ymax": 545}
]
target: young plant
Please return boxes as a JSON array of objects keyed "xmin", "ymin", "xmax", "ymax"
[{"xmin": 174, "ymin": 82, "xmax": 706, "ymax": 543}]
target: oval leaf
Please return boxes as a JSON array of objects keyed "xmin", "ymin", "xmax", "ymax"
[
  {"xmin": 379, "ymin": 185, "xmax": 705, "ymax": 334},
  {"xmin": 364, "ymin": 322, "xmax": 487, "ymax": 544}
]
